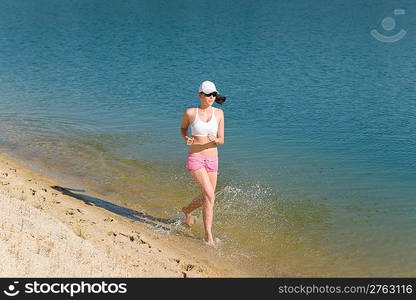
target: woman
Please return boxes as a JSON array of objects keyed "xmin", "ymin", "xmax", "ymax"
[{"xmin": 180, "ymin": 81, "xmax": 225, "ymax": 246}]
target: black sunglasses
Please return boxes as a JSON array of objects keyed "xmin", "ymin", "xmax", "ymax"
[{"xmin": 202, "ymin": 92, "xmax": 218, "ymax": 98}]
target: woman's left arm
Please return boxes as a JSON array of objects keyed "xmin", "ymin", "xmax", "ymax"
[{"xmin": 215, "ymin": 109, "xmax": 224, "ymax": 145}]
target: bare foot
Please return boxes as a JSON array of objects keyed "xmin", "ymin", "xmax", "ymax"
[
  {"xmin": 203, "ymin": 238, "xmax": 216, "ymax": 247},
  {"xmin": 182, "ymin": 207, "xmax": 195, "ymax": 227}
]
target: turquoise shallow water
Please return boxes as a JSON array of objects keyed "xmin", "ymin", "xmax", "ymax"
[{"xmin": 0, "ymin": 0, "xmax": 415, "ymax": 276}]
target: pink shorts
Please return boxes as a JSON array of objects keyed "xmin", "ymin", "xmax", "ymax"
[{"xmin": 186, "ymin": 153, "xmax": 218, "ymax": 173}]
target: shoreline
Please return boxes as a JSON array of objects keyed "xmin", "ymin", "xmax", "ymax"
[{"xmin": 0, "ymin": 152, "xmax": 254, "ymax": 277}]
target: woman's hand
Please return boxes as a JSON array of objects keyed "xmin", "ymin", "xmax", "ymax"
[
  {"xmin": 185, "ymin": 136, "xmax": 194, "ymax": 145},
  {"xmin": 208, "ymin": 134, "xmax": 217, "ymax": 144}
]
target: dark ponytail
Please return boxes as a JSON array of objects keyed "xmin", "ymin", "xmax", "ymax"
[{"xmin": 215, "ymin": 95, "xmax": 226, "ymax": 105}]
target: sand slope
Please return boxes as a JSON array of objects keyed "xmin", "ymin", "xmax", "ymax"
[{"xmin": 0, "ymin": 153, "xmax": 249, "ymax": 277}]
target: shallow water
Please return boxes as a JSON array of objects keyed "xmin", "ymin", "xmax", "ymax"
[{"xmin": 0, "ymin": 0, "xmax": 415, "ymax": 276}]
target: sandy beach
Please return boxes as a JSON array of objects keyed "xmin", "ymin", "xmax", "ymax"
[{"xmin": 0, "ymin": 152, "xmax": 252, "ymax": 277}]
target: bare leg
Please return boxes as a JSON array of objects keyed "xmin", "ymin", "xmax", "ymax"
[
  {"xmin": 182, "ymin": 194, "xmax": 203, "ymax": 226},
  {"xmin": 204, "ymin": 171, "xmax": 217, "ymax": 245},
  {"xmin": 183, "ymin": 171, "xmax": 217, "ymax": 227},
  {"xmin": 202, "ymin": 194, "xmax": 215, "ymax": 245},
  {"xmin": 187, "ymin": 168, "xmax": 217, "ymax": 245}
]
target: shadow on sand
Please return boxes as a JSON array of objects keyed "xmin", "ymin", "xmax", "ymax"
[{"xmin": 51, "ymin": 185, "xmax": 195, "ymax": 238}]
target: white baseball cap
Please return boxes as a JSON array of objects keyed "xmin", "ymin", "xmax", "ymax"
[{"xmin": 198, "ymin": 81, "xmax": 218, "ymax": 94}]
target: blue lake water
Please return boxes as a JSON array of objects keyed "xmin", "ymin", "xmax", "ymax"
[{"xmin": 0, "ymin": 0, "xmax": 415, "ymax": 276}]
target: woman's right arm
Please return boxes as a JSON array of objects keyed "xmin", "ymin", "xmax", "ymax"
[{"xmin": 180, "ymin": 109, "xmax": 192, "ymax": 143}]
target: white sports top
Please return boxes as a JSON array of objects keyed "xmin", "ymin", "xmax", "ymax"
[{"xmin": 190, "ymin": 106, "xmax": 218, "ymax": 137}]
